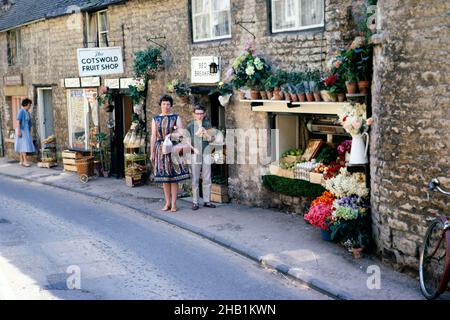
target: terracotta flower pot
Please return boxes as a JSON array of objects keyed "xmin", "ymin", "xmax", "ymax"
[
  {"xmin": 358, "ymin": 81, "xmax": 370, "ymax": 95},
  {"xmin": 250, "ymin": 89, "xmax": 260, "ymax": 100},
  {"xmin": 337, "ymin": 93, "xmax": 346, "ymax": 102},
  {"xmin": 313, "ymin": 92, "xmax": 322, "ymax": 102},
  {"xmin": 297, "ymin": 93, "xmax": 306, "ymax": 102},
  {"xmin": 320, "ymin": 90, "xmax": 336, "ymax": 102},
  {"xmin": 284, "ymin": 92, "xmax": 291, "ymax": 101},
  {"xmin": 260, "ymin": 91, "xmax": 268, "ymax": 100},
  {"xmin": 273, "ymin": 88, "xmax": 282, "ymax": 100},
  {"xmin": 266, "ymin": 91, "xmax": 273, "ymax": 100},
  {"xmin": 345, "ymin": 81, "xmax": 358, "ymax": 94},
  {"xmin": 290, "ymin": 93, "xmax": 298, "ymax": 102},
  {"xmin": 352, "ymin": 247, "xmax": 363, "ymax": 259},
  {"xmin": 306, "ymin": 92, "xmax": 314, "ymax": 102}
]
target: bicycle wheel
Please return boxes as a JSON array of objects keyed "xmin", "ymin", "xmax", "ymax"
[{"xmin": 419, "ymin": 217, "xmax": 449, "ymax": 299}]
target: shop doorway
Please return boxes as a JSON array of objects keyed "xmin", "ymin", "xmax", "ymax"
[
  {"xmin": 37, "ymin": 88, "xmax": 54, "ymax": 140},
  {"xmin": 110, "ymin": 93, "xmax": 132, "ymax": 178}
]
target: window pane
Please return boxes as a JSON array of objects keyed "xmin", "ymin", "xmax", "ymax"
[
  {"xmin": 99, "ymin": 12, "xmax": 108, "ymax": 32},
  {"xmin": 16, "ymin": 30, "xmax": 21, "ymax": 63},
  {"xmin": 299, "ymin": 0, "xmax": 324, "ymax": 27},
  {"xmin": 212, "ymin": 11, "xmax": 230, "ymax": 37},
  {"xmin": 272, "ymin": 0, "xmax": 295, "ymax": 31},
  {"xmin": 212, "ymin": 0, "xmax": 229, "ymax": 11},
  {"xmin": 99, "ymin": 32, "xmax": 109, "ymax": 47},
  {"xmin": 194, "ymin": 14, "xmax": 211, "ymax": 40},
  {"xmin": 193, "ymin": 0, "xmax": 204, "ymax": 13}
]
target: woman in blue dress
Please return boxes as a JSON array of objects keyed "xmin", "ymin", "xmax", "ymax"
[
  {"xmin": 150, "ymin": 95, "xmax": 190, "ymax": 212},
  {"xmin": 15, "ymin": 98, "xmax": 35, "ymax": 167}
]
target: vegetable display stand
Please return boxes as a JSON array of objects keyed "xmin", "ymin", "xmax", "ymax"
[
  {"xmin": 124, "ymin": 147, "xmax": 148, "ymax": 187},
  {"xmin": 62, "ymin": 150, "xmax": 83, "ymax": 172},
  {"xmin": 38, "ymin": 141, "xmax": 58, "ymax": 168},
  {"xmin": 75, "ymin": 156, "xmax": 95, "ymax": 183}
]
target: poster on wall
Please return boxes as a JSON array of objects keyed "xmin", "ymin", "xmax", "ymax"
[
  {"xmin": 77, "ymin": 46, "xmax": 124, "ymax": 77},
  {"xmin": 68, "ymin": 88, "xmax": 99, "ymax": 150}
]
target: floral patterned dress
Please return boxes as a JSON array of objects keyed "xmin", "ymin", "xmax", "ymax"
[{"xmin": 153, "ymin": 114, "xmax": 190, "ymax": 183}]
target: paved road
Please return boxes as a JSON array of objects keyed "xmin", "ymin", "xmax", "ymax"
[{"xmin": 0, "ymin": 176, "xmax": 329, "ymax": 300}]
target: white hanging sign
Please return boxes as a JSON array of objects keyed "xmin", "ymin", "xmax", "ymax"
[{"xmin": 77, "ymin": 46, "xmax": 124, "ymax": 77}]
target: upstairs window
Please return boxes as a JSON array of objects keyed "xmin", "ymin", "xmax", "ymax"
[
  {"xmin": 7, "ymin": 29, "xmax": 21, "ymax": 65},
  {"xmin": 271, "ymin": 0, "xmax": 324, "ymax": 33},
  {"xmin": 86, "ymin": 10, "xmax": 109, "ymax": 47},
  {"xmin": 192, "ymin": 0, "xmax": 231, "ymax": 42}
]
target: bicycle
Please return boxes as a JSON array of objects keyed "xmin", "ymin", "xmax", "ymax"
[{"xmin": 419, "ymin": 178, "xmax": 450, "ymax": 299}]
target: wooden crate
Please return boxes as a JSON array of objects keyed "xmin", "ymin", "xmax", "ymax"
[
  {"xmin": 37, "ymin": 162, "xmax": 58, "ymax": 168},
  {"xmin": 62, "ymin": 150, "xmax": 83, "ymax": 159},
  {"xmin": 126, "ymin": 175, "xmax": 143, "ymax": 187},
  {"xmin": 63, "ymin": 164, "xmax": 77, "ymax": 172},
  {"xmin": 211, "ymin": 184, "xmax": 228, "ymax": 195},
  {"xmin": 62, "ymin": 150, "xmax": 83, "ymax": 172},
  {"xmin": 310, "ymin": 172, "xmax": 325, "ymax": 185},
  {"xmin": 211, "ymin": 192, "xmax": 229, "ymax": 203}
]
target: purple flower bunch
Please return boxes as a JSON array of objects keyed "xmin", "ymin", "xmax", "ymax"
[
  {"xmin": 337, "ymin": 140, "xmax": 352, "ymax": 155},
  {"xmin": 336, "ymin": 195, "xmax": 359, "ymax": 209}
]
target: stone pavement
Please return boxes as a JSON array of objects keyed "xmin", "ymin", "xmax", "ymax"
[{"xmin": 0, "ymin": 158, "xmax": 426, "ymax": 300}]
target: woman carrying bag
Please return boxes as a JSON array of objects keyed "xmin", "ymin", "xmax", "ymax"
[{"xmin": 150, "ymin": 95, "xmax": 190, "ymax": 212}]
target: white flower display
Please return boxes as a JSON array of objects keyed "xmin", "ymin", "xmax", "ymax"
[
  {"xmin": 338, "ymin": 103, "xmax": 373, "ymax": 136},
  {"xmin": 325, "ymin": 168, "xmax": 369, "ymax": 198},
  {"xmin": 245, "ymin": 65, "xmax": 255, "ymax": 76}
]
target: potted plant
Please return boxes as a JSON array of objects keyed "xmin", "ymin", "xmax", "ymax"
[
  {"xmin": 355, "ymin": 45, "xmax": 372, "ymax": 94},
  {"xmin": 321, "ymin": 74, "xmax": 338, "ymax": 102},
  {"xmin": 264, "ymin": 75, "xmax": 276, "ymax": 100},
  {"xmin": 340, "ymin": 49, "xmax": 359, "ymax": 94},
  {"xmin": 167, "ymin": 79, "xmax": 191, "ymax": 103},
  {"xmin": 295, "ymin": 82, "xmax": 306, "ymax": 102},
  {"xmin": 97, "ymin": 85, "xmax": 114, "ymax": 112},
  {"xmin": 209, "ymin": 82, "xmax": 233, "ymax": 107},
  {"xmin": 133, "ymin": 46, "xmax": 165, "ymax": 80},
  {"xmin": 229, "ymin": 41, "xmax": 271, "ymax": 101}
]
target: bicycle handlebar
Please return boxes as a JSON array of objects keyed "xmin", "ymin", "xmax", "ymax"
[{"xmin": 428, "ymin": 178, "xmax": 450, "ymax": 196}]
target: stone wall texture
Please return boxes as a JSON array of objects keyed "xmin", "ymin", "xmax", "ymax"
[{"xmin": 370, "ymin": 0, "xmax": 450, "ymax": 273}]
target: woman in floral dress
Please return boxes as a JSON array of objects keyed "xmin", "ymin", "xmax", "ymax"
[{"xmin": 150, "ymin": 95, "xmax": 190, "ymax": 212}]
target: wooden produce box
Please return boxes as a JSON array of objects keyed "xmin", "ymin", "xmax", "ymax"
[
  {"xmin": 62, "ymin": 150, "xmax": 83, "ymax": 172},
  {"xmin": 126, "ymin": 174, "xmax": 143, "ymax": 187},
  {"xmin": 210, "ymin": 183, "xmax": 229, "ymax": 203},
  {"xmin": 211, "ymin": 192, "xmax": 229, "ymax": 203},
  {"xmin": 37, "ymin": 162, "xmax": 58, "ymax": 168},
  {"xmin": 269, "ymin": 164, "xmax": 294, "ymax": 179},
  {"xmin": 310, "ymin": 172, "xmax": 325, "ymax": 186}
]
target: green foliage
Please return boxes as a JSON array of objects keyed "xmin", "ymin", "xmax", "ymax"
[
  {"xmin": 262, "ymin": 175, "xmax": 326, "ymax": 198},
  {"xmin": 330, "ymin": 214, "xmax": 371, "ymax": 249},
  {"xmin": 129, "ymin": 84, "xmax": 145, "ymax": 105},
  {"xmin": 167, "ymin": 79, "xmax": 191, "ymax": 97},
  {"xmin": 315, "ymin": 144, "xmax": 338, "ymax": 165},
  {"xmin": 209, "ymin": 82, "xmax": 233, "ymax": 96},
  {"xmin": 133, "ymin": 46, "xmax": 164, "ymax": 79},
  {"xmin": 212, "ymin": 175, "xmax": 227, "ymax": 185}
]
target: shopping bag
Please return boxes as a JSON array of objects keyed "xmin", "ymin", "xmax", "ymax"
[{"xmin": 162, "ymin": 135, "xmax": 173, "ymax": 155}]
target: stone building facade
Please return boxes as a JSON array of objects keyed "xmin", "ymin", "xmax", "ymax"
[
  {"xmin": 1, "ymin": 0, "xmax": 447, "ymax": 274},
  {"xmin": 370, "ymin": 0, "xmax": 450, "ymax": 273}
]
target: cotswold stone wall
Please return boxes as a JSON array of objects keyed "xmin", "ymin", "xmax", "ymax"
[{"xmin": 370, "ymin": 0, "xmax": 450, "ymax": 273}]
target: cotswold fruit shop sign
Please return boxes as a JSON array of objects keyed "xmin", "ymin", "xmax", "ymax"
[{"xmin": 77, "ymin": 47, "xmax": 124, "ymax": 77}]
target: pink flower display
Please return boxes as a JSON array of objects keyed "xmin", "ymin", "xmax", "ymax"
[{"xmin": 304, "ymin": 203, "xmax": 334, "ymax": 231}]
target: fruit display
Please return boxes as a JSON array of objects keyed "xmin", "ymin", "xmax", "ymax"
[
  {"xmin": 42, "ymin": 135, "xmax": 56, "ymax": 144},
  {"xmin": 125, "ymin": 153, "xmax": 147, "ymax": 162},
  {"xmin": 282, "ymin": 148, "xmax": 303, "ymax": 158}
]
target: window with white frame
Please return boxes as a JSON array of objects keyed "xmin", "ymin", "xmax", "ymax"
[
  {"xmin": 271, "ymin": 0, "xmax": 324, "ymax": 33},
  {"xmin": 86, "ymin": 10, "xmax": 109, "ymax": 47},
  {"xmin": 7, "ymin": 29, "xmax": 21, "ymax": 65},
  {"xmin": 192, "ymin": 0, "xmax": 231, "ymax": 42}
]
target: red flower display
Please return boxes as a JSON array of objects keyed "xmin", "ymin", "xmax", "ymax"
[{"xmin": 304, "ymin": 203, "xmax": 334, "ymax": 231}]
